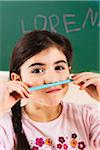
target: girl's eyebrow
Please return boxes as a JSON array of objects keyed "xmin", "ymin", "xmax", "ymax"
[
  {"xmin": 28, "ymin": 60, "xmax": 67, "ymax": 68},
  {"xmin": 54, "ymin": 60, "xmax": 67, "ymax": 64},
  {"xmin": 28, "ymin": 63, "xmax": 45, "ymax": 68}
]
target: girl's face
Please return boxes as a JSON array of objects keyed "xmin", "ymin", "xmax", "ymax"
[{"xmin": 20, "ymin": 47, "xmax": 71, "ymax": 106}]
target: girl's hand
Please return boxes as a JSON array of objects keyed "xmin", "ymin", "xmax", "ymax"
[
  {"xmin": 0, "ymin": 81, "xmax": 31, "ymax": 111},
  {"xmin": 72, "ymin": 72, "xmax": 100, "ymax": 102}
]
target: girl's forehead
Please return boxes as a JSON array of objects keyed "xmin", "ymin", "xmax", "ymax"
[
  {"xmin": 20, "ymin": 47, "xmax": 67, "ymax": 69},
  {"xmin": 21, "ymin": 47, "xmax": 67, "ymax": 68},
  {"xmin": 28, "ymin": 47, "xmax": 67, "ymax": 63}
]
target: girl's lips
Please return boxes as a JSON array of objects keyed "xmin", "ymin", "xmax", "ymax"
[{"xmin": 45, "ymin": 88, "xmax": 61, "ymax": 93}]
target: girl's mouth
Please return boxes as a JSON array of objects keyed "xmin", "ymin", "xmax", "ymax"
[{"xmin": 45, "ymin": 88, "xmax": 61, "ymax": 93}]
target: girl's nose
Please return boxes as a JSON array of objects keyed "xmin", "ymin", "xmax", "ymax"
[{"xmin": 44, "ymin": 72, "xmax": 59, "ymax": 84}]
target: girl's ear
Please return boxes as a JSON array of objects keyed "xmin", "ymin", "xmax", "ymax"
[
  {"xmin": 68, "ymin": 66, "xmax": 72, "ymax": 73},
  {"xmin": 11, "ymin": 72, "xmax": 21, "ymax": 81}
]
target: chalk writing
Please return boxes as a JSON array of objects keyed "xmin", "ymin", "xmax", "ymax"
[{"xmin": 21, "ymin": 8, "xmax": 99, "ymax": 34}]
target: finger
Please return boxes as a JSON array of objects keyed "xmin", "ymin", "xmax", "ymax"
[
  {"xmin": 17, "ymin": 86, "xmax": 30, "ymax": 98},
  {"xmin": 72, "ymin": 72, "xmax": 99, "ymax": 80},
  {"xmin": 73, "ymin": 75, "xmax": 99, "ymax": 85},
  {"xmin": 11, "ymin": 88, "xmax": 29, "ymax": 99},
  {"xmin": 8, "ymin": 85, "xmax": 30, "ymax": 99},
  {"xmin": 14, "ymin": 81, "xmax": 32, "ymax": 91},
  {"xmin": 23, "ymin": 82, "xmax": 33, "ymax": 88},
  {"xmin": 8, "ymin": 81, "xmax": 31, "ymax": 94},
  {"xmin": 79, "ymin": 78, "xmax": 98, "ymax": 90}
]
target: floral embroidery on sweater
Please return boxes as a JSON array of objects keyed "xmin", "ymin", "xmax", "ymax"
[{"xmin": 29, "ymin": 133, "xmax": 86, "ymax": 150}]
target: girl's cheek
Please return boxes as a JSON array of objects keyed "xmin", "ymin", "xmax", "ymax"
[
  {"xmin": 30, "ymin": 79, "xmax": 44, "ymax": 87},
  {"xmin": 62, "ymin": 74, "xmax": 70, "ymax": 81}
]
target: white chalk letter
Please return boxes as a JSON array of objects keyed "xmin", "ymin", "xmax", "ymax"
[
  {"xmin": 49, "ymin": 14, "xmax": 59, "ymax": 32},
  {"xmin": 21, "ymin": 19, "xmax": 31, "ymax": 34},
  {"xmin": 34, "ymin": 15, "xmax": 47, "ymax": 30},
  {"xmin": 63, "ymin": 14, "xmax": 81, "ymax": 33},
  {"xmin": 82, "ymin": 8, "xmax": 98, "ymax": 28}
]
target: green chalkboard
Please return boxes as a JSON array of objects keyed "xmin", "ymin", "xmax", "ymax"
[{"xmin": 0, "ymin": 1, "xmax": 99, "ymax": 73}]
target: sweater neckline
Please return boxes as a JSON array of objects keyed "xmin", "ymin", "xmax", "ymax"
[{"xmin": 22, "ymin": 101, "xmax": 65, "ymax": 126}]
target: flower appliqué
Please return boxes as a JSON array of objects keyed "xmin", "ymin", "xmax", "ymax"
[
  {"xmin": 30, "ymin": 133, "xmax": 86, "ymax": 150},
  {"xmin": 78, "ymin": 141, "xmax": 86, "ymax": 149},
  {"xmin": 35, "ymin": 138, "xmax": 44, "ymax": 147}
]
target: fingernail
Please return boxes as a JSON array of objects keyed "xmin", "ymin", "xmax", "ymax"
[{"xmin": 28, "ymin": 90, "xmax": 32, "ymax": 94}]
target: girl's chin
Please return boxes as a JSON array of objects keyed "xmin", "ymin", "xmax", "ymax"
[{"xmin": 41, "ymin": 99, "xmax": 62, "ymax": 107}]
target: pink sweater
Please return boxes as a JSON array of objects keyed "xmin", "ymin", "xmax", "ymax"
[{"xmin": 0, "ymin": 102, "xmax": 100, "ymax": 150}]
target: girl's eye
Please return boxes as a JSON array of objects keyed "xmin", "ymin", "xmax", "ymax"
[
  {"xmin": 31, "ymin": 68, "xmax": 44, "ymax": 74},
  {"xmin": 55, "ymin": 66, "xmax": 65, "ymax": 71}
]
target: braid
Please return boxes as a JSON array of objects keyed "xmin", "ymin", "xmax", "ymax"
[{"xmin": 11, "ymin": 101, "xmax": 30, "ymax": 150}]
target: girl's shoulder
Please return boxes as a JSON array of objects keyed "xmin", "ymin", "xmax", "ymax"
[
  {"xmin": 63, "ymin": 101, "xmax": 99, "ymax": 111},
  {"xmin": 0, "ymin": 111, "xmax": 16, "ymax": 150},
  {"xmin": 0, "ymin": 111, "xmax": 13, "ymax": 127},
  {"xmin": 63, "ymin": 101, "xmax": 99, "ymax": 119}
]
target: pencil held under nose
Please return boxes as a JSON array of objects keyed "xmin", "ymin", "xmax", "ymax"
[{"xmin": 29, "ymin": 79, "xmax": 73, "ymax": 92}]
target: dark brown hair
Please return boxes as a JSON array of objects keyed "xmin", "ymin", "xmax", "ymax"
[{"xmin": 10, "ymin": 30, "xmax": 73, "ymax": 150}]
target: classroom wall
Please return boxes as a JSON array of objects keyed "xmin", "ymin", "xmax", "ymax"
[{"xmin": 0, "ymin": 1, "xmax": 99, "ymax": 73}]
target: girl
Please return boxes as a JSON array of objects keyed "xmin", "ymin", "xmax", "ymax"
[{"xmin": 0, "ymin": 30, "xmax": 100, "ymax": 150}]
